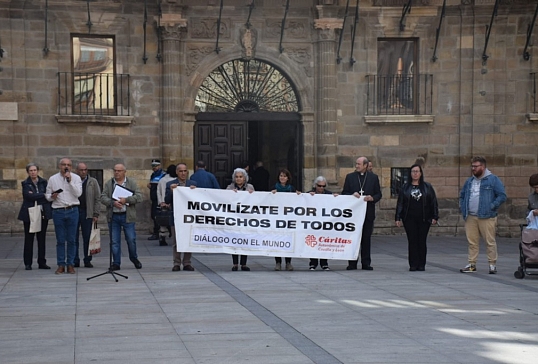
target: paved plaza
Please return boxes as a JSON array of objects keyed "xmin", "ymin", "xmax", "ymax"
[{"xmin": 0, "ymin": 232, "xmax": 537, "ymax": 364}]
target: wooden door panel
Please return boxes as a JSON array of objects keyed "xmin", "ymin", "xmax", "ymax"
[{"xmin": 195, "ymin": 121, "xmax": 247, "ymax": 189}]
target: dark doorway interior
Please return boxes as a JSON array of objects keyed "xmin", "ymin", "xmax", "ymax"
[{"xmin": 194, "ymin": 113, "xmax": 302, "ymax": 191}]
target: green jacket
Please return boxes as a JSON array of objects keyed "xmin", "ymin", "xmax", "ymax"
[{"xmin": 100, "ymin": 177, "xmax": 143, "ymax": 223}]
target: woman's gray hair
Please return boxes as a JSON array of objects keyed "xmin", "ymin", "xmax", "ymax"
[
  {"xmin": 313, "ymin": 176, "xmax": 327, "ymax": 188},
  {"xmin": 25, "ymin": 163, "xmax": 39, "ymax": 172},
  {"xmin": 232, "ymin": 168, "xmax": 249, "ymax": 183}
]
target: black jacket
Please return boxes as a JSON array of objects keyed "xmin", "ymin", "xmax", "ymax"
[
  {"xmin": 17, "ymin": 176, "xmax": 53, "ymax": 222},
  {"xmin": 395, "ymin": 182, "xmax": 439, "ymax": 223},
  {"xmin": 341, "ymin": 171, "xmax": 382, "ymax": 221}
]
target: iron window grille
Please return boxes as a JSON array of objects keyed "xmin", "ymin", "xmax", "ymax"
[
  {"xmin": 366, "ymin": 74, "xmax": 433, "ymax": 116},
  {"xmin": 57, "ymin": 72, "xmax": 130, "ymax": 116}
]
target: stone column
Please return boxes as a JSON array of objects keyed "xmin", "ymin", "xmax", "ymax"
[
  {"xmin": 159, "ymin": 13, "xmax": 187, "ymax": 164},
  {"xmin": 314, "ymin": 6, "xmax": 342, "ymax": 183}
]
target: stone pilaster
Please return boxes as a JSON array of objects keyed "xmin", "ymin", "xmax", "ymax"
[
  {"xmin": 159, "ymin": 13, "xmax": 187, "ymax": 164},
  {"xmin": 314, "ymin": 6, "xmax": 342, "ymax": 183}
]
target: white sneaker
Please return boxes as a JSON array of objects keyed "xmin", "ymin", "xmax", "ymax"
[
  {"xmin": 460, "ymin": 264, "xmax": 476, "ymax": 273},
  {"xmin": 489, "ymin": 264, "xmax": 497, "ymax": 274}
]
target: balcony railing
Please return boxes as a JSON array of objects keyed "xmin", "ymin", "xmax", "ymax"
[
  {"xmin": 366, "ymin": 74, "xmax": 433, "ymax": 116},
  {"xmin": 57, "ymin": 72, "xmax": 130, "ymax": 116}
]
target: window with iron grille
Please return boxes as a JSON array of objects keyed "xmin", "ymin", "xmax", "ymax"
[
  {"xmin": 366, "ymin": 38, "xmax": 432, "ymax": 116},
  {"xmin": 57, "ymin": 35, "xmax": 130, "ymax": 116},
  {"xmin": 391, "ymin": 167, "xmax": 410, "ymax": 198}
]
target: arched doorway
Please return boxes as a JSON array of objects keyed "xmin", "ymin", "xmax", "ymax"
[{"xmin": 194, "ymin": 59, "xmax": 303, "ymax": 190}]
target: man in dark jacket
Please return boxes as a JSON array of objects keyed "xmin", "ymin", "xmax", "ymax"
[
  {"xmin": 74, "ymin": 162, "xmax": 101, "ymax": 268},
  {"xmin": 190, "ymin": 160, "xmax": 220, "ymax": 189},
  {"xmin": 342, "ymin": 157, "xmax": 382, "ymax": 270}
]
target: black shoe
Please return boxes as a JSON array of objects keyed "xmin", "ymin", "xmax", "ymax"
[
  {"xmin": 183, "ymin": 265, "xmax": 195, "ymax": 271},
  {"xmin": 232, "ymin": 265, "xmax": 238, "ymax": 271},
  {"xmin": 25, "ymin": 265, "xmax": 32, "ymax": 270},
  {"xmin": 110, "ymin": 264, "xmax": 120, "ymax": 271},
  {"xmin": 409, "ymin": 267, "xmax": 417, "ymax": 271},
  {"xmin": 417, "ymin": 267, "xmax": 425, "ymax": 271},
  {"xmin": 84, "ymin": 262, "xmax": 94, "ymax": 268},
  {"xmin": 346, "ymin": 265, "xmax": 357, "ymax": 270},
  {"xmin": 362, "ymin": 265, "xmax": 374, "ymax": 271},
  {"xmin": 147, "ymin": 234, "xmax": 159, "ymax": 240},
  {"xmin": 74, "ymin": 262, "xmax": 80, "ymax": 268},
  {"xmin": 159, "ymin": 237, "xmax": 168, "ymax": 246},
  {"xmin": 133, "ymin": 259, "xmax": 142, "ymax": 269},
  {"xmin": 172, "ymin": 265, "xmax": 181, "ymax": 272},
  {"xmin": 241, "ymin": 265, "xmax": 250, "ymax": 271},
  {"xmin": 38, "ymin": 264, "xmax": 51, "ymax": 269}
]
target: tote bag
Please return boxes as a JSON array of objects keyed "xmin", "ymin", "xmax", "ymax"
[
  {"xmin": 88, "ymin": 223, "xmax": 101, "ymax": 255},
  {"xmin": 28, "ymin": 202, "xmax": 42, "ymax": 233}
]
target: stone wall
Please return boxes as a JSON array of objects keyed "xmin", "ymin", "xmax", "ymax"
[{"xmin": 0, "ymin": 0, "xmax": 537, "ymax": 236}]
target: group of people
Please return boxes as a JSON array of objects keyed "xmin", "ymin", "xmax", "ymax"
[
  {"xmin": 19, "ymin": 155, "xmax": 533, "ymax": 275},
  {"xmin": 18, "ymin": 158, "xmax": 144, "ymax": 274}
]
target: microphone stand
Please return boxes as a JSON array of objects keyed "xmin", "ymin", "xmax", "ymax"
[{"xmin": 87, "ymin": 231, "xmax": 128, "ymax": 282}]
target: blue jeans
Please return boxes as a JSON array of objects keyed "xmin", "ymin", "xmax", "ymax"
[
  {"xmin": 52, "ymin": 207, "xmax": 79, "ymax": 267},
  {"xmin": 75, "ymin": 209, "xmax": 93, "ymax": 265},
  {"xmin": 109, "ymin": 213, "xmax": 138, "ymax": 266}
]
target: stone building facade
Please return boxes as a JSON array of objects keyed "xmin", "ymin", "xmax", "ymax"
[{"xmin": 0, "ymin": 0, "xmax": 537, "ymax": 236}]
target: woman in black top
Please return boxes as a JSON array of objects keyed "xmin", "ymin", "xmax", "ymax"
[
  {"xmin": 17, "ymin": 163, "xmax": 53, "ymax": 270},
  {"xmin": 271, "ymin": 168, "xmax": 300, "ymax": 271},
  {"xmin": 395, "ymin": 164, "xmax": 438, "ymax": 271}
]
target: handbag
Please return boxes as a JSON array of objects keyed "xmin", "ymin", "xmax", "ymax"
[
  {"xmin": 155, "ymin": 207, "xmax": 172, "ymax": 227},
  {"xmin": 521, "ymin": 228, "xmax": 538, "ymax": 264},
  {"xmin": 88, "ymin": 222, "xmax": 101, "ymax": 255},
  {"xmin": 28, "ymin": 201, "xmax": 42, "ymax": 233}
]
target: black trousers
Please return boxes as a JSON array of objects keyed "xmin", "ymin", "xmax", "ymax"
[
  {"xmin": 309, "ymin": 258, "xmax": 328, "ymax": 268},
  {"xmin": 150, "ymin": 199, "xmax": 159, "ymax": 234},
  {"xmin": 23, "ymin": 220, "xmax": 49, "ymax": 266},
  {"xmin": 348, "ymin": 218, "xmax": 374, "ymax": 268},
  {"xmin": 403, "ymin": 215, "xmax": 431, "ymax": 269},
  {"xmin": 232, "ymin": 254, "xmax": 247, "ymax": 265},
  {"xmin": 275, "ymin": 257, "xmax": 291, "ymax": 264}
]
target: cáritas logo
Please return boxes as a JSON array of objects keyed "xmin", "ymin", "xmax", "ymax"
[{"xmin": 305, "ymin": 235, "xmax": 352, "ymax": 247}]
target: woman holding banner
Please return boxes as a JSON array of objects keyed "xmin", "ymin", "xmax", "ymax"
[
  {"xmin": 395, "ymin": 164, "xmax": 439, "ymax": 272},
  {"xmin": 271, "ymin": 168, "xmax": 300, "ymax": 271},
  {"xmin": 308, "ymin": 176, "xmax": 336, "ymax": 271},
  {"xmin": 227, "ymin": 168, "xmax": 254, "ymax": 271}
]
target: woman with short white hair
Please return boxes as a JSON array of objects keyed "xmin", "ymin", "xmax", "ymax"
[{"xmin": 226, "ymin": 168, "xmax": 254, "ymax": 271}]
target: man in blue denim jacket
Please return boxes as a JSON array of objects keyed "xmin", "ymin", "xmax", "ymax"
[{"xmin": 459, "ymin": 156, "xmax": 506, "ymax": 274}]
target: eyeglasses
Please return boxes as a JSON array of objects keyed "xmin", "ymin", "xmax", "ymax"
[
  {"xmin": 471, "ymin": 164, "xmax": 482, "ymax": 169},
  {"xmin": 316, "ymin": 184, "xmax": 326, "ymax": 188}
]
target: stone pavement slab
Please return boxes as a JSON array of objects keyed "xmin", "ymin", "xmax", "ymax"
[{"xmin": 0, "ymin": 233, "xmax": 537, "ymax": 364}]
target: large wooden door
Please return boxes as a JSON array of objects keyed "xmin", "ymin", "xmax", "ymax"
[{"xmin": 194, "ymin": 121, "xmax": 248, "ymax": 188}]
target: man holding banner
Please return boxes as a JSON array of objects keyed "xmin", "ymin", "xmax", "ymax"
[
  {"xmin": 172, "ymin": 180, "xmax": 368, "ymax": 267},
  {"xmin": 342, "ymin": 157, "xmax": 382, "ymax": 271},
  {"xmin": 165, "ymin": 163, "xmax": 197, "ymax": 272}
]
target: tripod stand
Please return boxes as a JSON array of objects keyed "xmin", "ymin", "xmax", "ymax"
[{"xmin": 87, "ymin": 232, "xmax": 128, "ymax": 282}]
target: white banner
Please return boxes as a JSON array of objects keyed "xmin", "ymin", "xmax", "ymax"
[{"xmin": 173, "ymin": 188, "xmax": 367, "ymax": 260}]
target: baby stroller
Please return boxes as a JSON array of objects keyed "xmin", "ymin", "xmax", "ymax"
[{"xmin": 514, "ymin": 224, "xmax": 538, "ymax": 279}]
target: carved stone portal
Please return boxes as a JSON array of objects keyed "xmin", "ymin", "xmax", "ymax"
[{"xmin": 240, "ymin": 27, "xmax": 258, "ymax": 61}]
